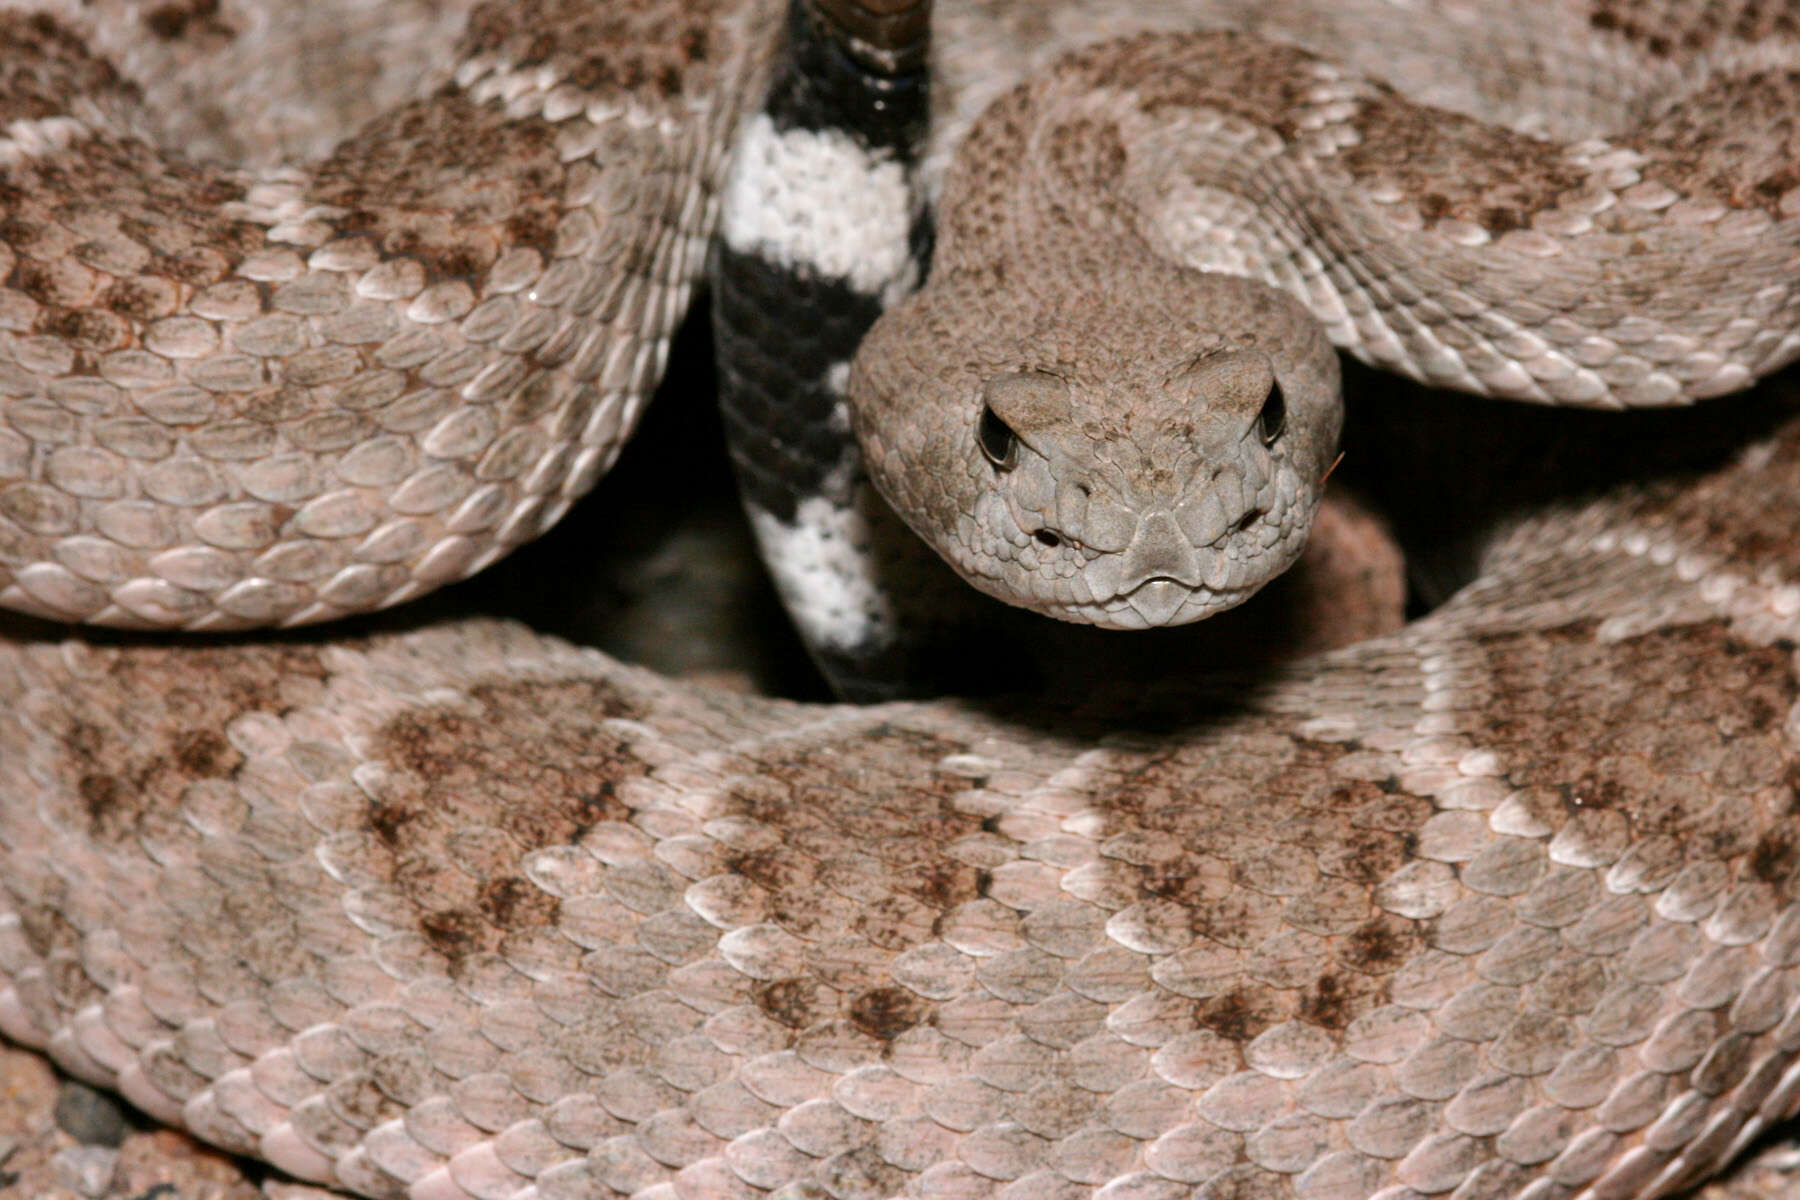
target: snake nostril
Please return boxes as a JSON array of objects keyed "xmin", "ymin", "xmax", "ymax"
[
  {"xmin": 1230, "ymin": 508, "xmax": 1265, "ymax": 536},
  {"xmin": 1035, "ymin": 529, "xmax": 1062, "ymax": 548}
]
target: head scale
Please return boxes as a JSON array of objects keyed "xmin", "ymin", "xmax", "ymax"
[{"xmin": 850, "ymin": 267, "xmax": 1342, "ymax": 629}]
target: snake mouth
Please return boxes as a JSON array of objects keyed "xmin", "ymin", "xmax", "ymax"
[
  {"xmin": 1124, "ymin": 574, "xmax": 1198, "ymax": 593},
  {"xmin": 1101, "ymin": 575, "xmax": 1188, "ymax": 626},
  {"xmin": 1039, "ymin": 579, "xmax": 1258, "ymax": 630},
  {"xmin": 1118, "ymin": 577, "xmax": 1197, "ymax": 627}
]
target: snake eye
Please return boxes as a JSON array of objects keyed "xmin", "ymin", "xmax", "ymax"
[
  {"xmin": 1257, "ymin": 380, "xmax": 1286, "ymax": 446},
  {"xmin": 978, "ymin": 404, "xmax": 1019, "ymax": 470}
]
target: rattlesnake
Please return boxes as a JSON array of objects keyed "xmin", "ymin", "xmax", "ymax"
[
  {"xmin": 854, "ymin": 2, "xmax": 1800, "ymax": 629},
  {"xmin": 4, "ymin": 1, "xmax": 1800, "ymax": 1198}
]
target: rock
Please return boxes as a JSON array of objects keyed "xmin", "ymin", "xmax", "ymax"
[
  {"xmin": 52, "ymin": 1144, "xmax": 118, "ymax": 1198},
  {"xmin": 53, "ymin": 1081, "xmax": 129, "ymax": 1148}
]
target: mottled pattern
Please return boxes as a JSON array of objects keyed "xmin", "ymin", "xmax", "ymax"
[
  {"xmin": 852, "ymin": 0, "xmax": 1800, "ymax": 631},
  {"xmin": 3, "ymin": 397, "xmax": 1800, "ymax": 1200},
  {"xmin": 0, "ymin": 0, "xmax": 777, "ymax": 629},
  {"xmin": 5, "ymin": 2, "xmax": 1800, "ymax": 1198},
  {"xmin": 5, "ymin": 0, "xmax": 1800, "ymax": 635}
]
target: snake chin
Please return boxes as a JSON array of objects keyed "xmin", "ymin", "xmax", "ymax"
[
  {"xmin": 850, "ymin": 265, "xmax": 1345, "ymax": 630},
  {"xmin": 1022, "ymin": 536, "xmax": 1309, "ymax": 630},
  {"xmin": 932, "ymin": 486, "xmax": 1320, "ymax": 630},
  {"xmin": 1066, "ymin": 578, "xmax": 1262, "ymax": 630}
]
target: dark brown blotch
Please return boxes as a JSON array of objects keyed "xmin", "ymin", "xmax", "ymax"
[
  {"xmin": 1624, "ymin": 68, "xmax": 1800, "ymax": 215},
  {"xmin": 1750, "ymin": 831, "xmax": 1798, "ymax": 886},
  {"xmin": 901, "ymin": 861, "xmax": 983, "ymax": 910},
  {"xmin": 480, "ymin": 874, "xmax": 561, "ymax": 931},
  {"xmin": 100, "ymin": 277, "xmax": 166, "ymax": 320},
  {"xmin": 0, "ymin": 12, "xmax": 130, "ymax": 123},
  {"xmin": 44, "ymin": 307, "xmax": 129, "ymax": 353},
  {"xmin": 716, "ymin": 725, "xmax": 984, "ymax": 951},
  {"xmin": 77, "ymin": 773, "xmax": 122, "ymax": 831},
  {"xmin": 1343, "ymin": 916, "xmax": 1417, "ymax": 974},
  {"xmin": 366, "ymin": 800, "xmax": 418, "ymax": 850},
  {"xmin": 505, "ymin": 208, "xmax": 559, "ymax": 252},
  {"xmin": 1299, "ymin": 972, "xmax": 1354, "ymax": 1030},
  {"xmin": 1473, "ymin": 619, "xmax": 1798, "ymax": 843},
  {"xmin": 364, "ymin": 677, "xmax": 645, "ymax": 969},
  {"xmin": 47, "ymin": 645, "xmax": 326, "ymax": 844},
  {"xmin": 11, "ymin": 259, "xmax": 58, "ymax": 305},
  {"xmin": 313, "ymin": 93, "xmax": 567, "ymax": 285},
  {"xmin": 172, "ymin": 728, "xmax": 239, "ymax": 778},
  {"xmin": 727, "ymin": 847, "xmax": 814, "ymax": 895},
  {"xmin": 418, "ymin": 909, "xmax": 485, "ymax": 959},
  {"xmin": 1481, "ymin": 206, "xmax": 1526, "ymax": 233},
  {"xmin": 756, "ymin": 976, "xmax": 826, "ymax": 1030},
  {"xmin": 1195, "ymin": 986, "xmax": 1279, "ymax": 1043},
  {"xmin": 848, "ymin": 986, "xmax": 931, "ymax": 1040},
  {"xmin": 142, "ymin": 0, "xmax": 233, "ymax": 42},
  {"xmin": 1335, "ymin": 92, "xmax": 1584, "ymax": 234}
]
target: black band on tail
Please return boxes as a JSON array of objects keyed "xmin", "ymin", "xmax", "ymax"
[{"xmin": 713, "ymin": 0, "xmax": 961, "ymax": 700}]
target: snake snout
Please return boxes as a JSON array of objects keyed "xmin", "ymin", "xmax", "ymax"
[{"xmin": 1118, "ymin": 512, "xmax": 1203, "ymax": 596}]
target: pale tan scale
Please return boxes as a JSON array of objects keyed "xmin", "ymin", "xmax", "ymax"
[
  {"xmin": 3, "ymin": 1, "xmax": 1800, "ymax": 1199},
  {"xmin": 0, "ymin": 0, "xmax": 776, "ymax": 630},
  {"xmin": 839, "ymin": 1, "xmax": 1800, "ymax": 631}
]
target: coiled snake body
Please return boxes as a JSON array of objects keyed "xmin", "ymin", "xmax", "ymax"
[{"xmin": 4, "ymin": 2, "xmax": 1800, "ymax": 1198}]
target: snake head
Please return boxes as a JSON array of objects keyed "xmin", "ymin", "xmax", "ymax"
[{"xmin": 851, "ymin": 271, "xmax": 1343, "ymax": 628}]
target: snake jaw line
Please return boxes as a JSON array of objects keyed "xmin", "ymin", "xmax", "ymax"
[{"xmin": 853, "ymin": 267, "xmax": 1342, "ymax": 627}]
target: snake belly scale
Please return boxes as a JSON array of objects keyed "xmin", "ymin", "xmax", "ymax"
[{"xmin": 4, "ymin": 2, "xmax": 1800, "ymax": 1200}]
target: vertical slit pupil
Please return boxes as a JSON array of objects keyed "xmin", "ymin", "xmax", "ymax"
[
  {"xmin": 979, "ymin": 405, "xmax": 1019, "ymax": 469},
  {"xmin": 1258, "ymin": 382, "xmax": 1286, "ymax": 446}
]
